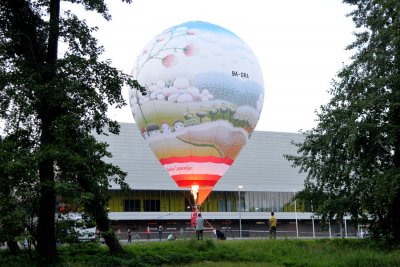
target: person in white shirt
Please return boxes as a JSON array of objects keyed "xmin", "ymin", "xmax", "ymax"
[{"xmin": 195, "ymin": 213, "xmax": 204, "ymax": 240}]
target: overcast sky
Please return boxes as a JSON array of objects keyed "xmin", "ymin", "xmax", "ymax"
[{"xmin": 66, "ymin": 0, "xmax": 356, "ymax": 133}]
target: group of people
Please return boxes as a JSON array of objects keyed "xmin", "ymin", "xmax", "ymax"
[
  {"xmin": 129, "ymin": 224, "xmax": 174, "ymax": 241},
  {"xmin": 125, "ymin": 211, "xmax": 278, "ymax": 242},
  {"xmin": 145, "ymin": 225, "xmax": 164, "ymax": 241},
  {"xmin": 125, "ymin": 212, "xmax": 206, "ymax": 242},
  {"xmin": 194, "ymin": 211, "xmax": 278, "ymax": 240}
]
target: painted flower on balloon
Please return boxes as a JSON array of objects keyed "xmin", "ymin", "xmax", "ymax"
[
  {"xmin": 133, "ymin": 29, "xmax": 200, "ymax": 123},
  {"xmin": 134, "ymin": 30, "xmax": 199, "ymax": 74},
  {"xmin": 183, "ymin": 44, "xmax": 197, "ymax": 57},
  {"xmin": 156, "ymin": 35, "xmax": 166, "ymax": 42},
  {"xmin": 162, "ymin": 54, "xmax": 178, "ymax": 68}
]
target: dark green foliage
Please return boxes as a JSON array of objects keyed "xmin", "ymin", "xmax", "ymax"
[
  {"xmin": 55, "ymin": 219, "xmax": 80, "ymax": 244},
  {"xmin": 285, "ymin": 0, "xmax": 400, "ymax": 245},
  {"xmin": 0, "ymin": 133, "xmax": 38, "ymax": 253},
  {"xmin": 0, "ymin": 0, "xmax": 145, "ymax": 262}
]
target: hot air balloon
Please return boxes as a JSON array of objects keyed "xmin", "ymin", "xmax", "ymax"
[{"xmin": 129, "ymin": 21, "xmax": 264, "ymax": 209}]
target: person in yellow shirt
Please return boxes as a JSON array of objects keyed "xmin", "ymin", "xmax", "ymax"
[{"xmin": 269, "ymin": 211, "xmax": 277, "ymax": 239}]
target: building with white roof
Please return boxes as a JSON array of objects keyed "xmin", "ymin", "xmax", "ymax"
[{"xmin": 94, "ymin": 123, "xmax": 354, "ymax": 238}]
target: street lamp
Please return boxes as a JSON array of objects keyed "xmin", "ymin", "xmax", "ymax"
[
  {"xmin": 294, "ymin": 189, "xmax": 299, "ymax": 238},
  {"xmin": 238, "ymin": 185, "xmax": 243, "ymax": 239}
]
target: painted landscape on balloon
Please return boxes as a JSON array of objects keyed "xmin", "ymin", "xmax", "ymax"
[
  {"xmin": 131, "ymin": 74, "xmax": 263, "ymax": 132},
  {"xmin": 143, "ymin": 120, "xmax": 248, "ymax": 161},
  {"xmin": 130, "ymin": 74, "xmax": 261, "ymax": 162}
]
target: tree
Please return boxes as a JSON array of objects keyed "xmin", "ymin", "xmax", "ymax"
[
  {"xmin": 285, "ymin": 0, "xmax": 400, "ymax": 245},
  {"xmin": 0, "ymin": 0, "xmax": 145, "ymax": 263},
  {"xmin": 0, "ymin": 133, "xmax": 38, "ymax": 254},
  {"xmin": 56, "ymin": 130, "xmax": 129, "ymax": 252}
]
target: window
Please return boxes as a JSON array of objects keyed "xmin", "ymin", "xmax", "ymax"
[
  {"xmin": 218, "ymin": 200, "xmax": 226, "ymax": 212},
  {"xmin": 144, "ymin": 200, "xmax": 160, "ymax": 211},
  {"xmin": 124, "ymin": 199, "xmax": 140, "ymax": 211}
]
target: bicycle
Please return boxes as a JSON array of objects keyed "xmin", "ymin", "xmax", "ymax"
[
  {"xmin": 128, "ymin": 233, "xmax": 140, "ymax": 242},
  {"xmin": 131, "ymin": 233, "xmax": 140, "ymax": 240}
]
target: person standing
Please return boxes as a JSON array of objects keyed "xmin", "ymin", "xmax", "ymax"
[
  {"xmin": 195, "ymin": 213, "xmax": 204, "ymax": 240},
  {"xmin": 146, "ymin": 226, "xmax": 151, "ymax": 240},
  {"xmin": 158, "ymin": 225, "xmax": 163, "ymax": 241},
  {"xmin": 269, "ymin": 211, "xmax": 277, "ymax": 239},
  {"xmin": 191, "ymin": 208, "xmax": 197, "ymax": 227},
  {"xmin": 127, "ymin": 229, "xmax": 132, "ymax": 243}
]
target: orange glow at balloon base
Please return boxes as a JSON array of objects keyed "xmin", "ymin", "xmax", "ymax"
[
  {"xmin": 196, "ymin": 188, "xmax": 212, "ymax": 206},
  {"xmin": 174, "ymin": 174, "xmax": 220, "ymax": 206},
  {"xmin": 173, "ymin": 174, "xmax": 221, "ymax": 187},
  {"xmin": 188, "ymin": 185, "xmax": 212, "ymax": 206},
  {"xmin": 191, "ymin": 185, "xmax": 199, "ymax": 206}
]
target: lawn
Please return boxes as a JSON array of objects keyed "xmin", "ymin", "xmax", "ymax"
[{"xmin": 1, "ymin": 238, "xmax": 399, "ymax": 267}]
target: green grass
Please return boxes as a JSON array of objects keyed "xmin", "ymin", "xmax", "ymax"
[{"xmin": 1, "ymin": 238, "xmax": 400, "ymax": 267}]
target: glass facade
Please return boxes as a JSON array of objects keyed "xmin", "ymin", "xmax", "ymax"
[{"xmin": 107, "ymin": 190, "xmax": 308, "ymax": 213}]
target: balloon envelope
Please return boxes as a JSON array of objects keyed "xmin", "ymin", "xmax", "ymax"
[{"xmin": 129, "ymin": 21, "xmax": 264, "ymax": 205}]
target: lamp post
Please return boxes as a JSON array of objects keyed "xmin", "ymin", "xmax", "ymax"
[
  {"xmin": 294, "ymin": 189, "xmax": 299, "ymax": 238},
  {"xmin": 311, "ymin": 201, "xmax": 315, "ymax": 238},
  {"xmin": 238, "ymin": 185, "xmax": 243, "ymax": 239}
]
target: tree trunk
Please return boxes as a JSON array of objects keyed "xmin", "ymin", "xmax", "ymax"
[
  {"xmin": 390, "ymin": 103, "xmax": 400, "ymax": 243},
  {"xmin": 6, "ymin": 240, "xmax": 19, "ymax": 255},
  {"xmin": 96, "ymin": 209, "xmax": 124, "ymax": 254},
  {"xmin": 78, "ymin": 179, "xmax": 124, "ymax": 254},
  {"xmin": 391, "ymin": 17, "xmax": 400, "ymax": 244},
  {"xmin": 36, "ymin": 157, "xmax": 57, "ymax": 263},
  {"xmin": 36, "ymin": 0, "xmax": 60, "ymax": 262}
]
